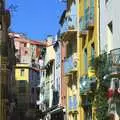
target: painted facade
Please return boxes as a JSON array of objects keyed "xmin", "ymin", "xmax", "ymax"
[
  {"xmin": 79, "ymin": 0, "xmax": 99, "ymax": 120},
  {"xmin": 59, "ymin": 0, "xmax": 80, "ymax": 120},
  {"xmin": 100, "ymin": 0, "xmax": 120, "ymax": 119},
  {"xmin": 100, "ymin": 0, "xmax": 120, "ymax": 53},
  {"xmin": 15, "ymin": 64, "xmax": 30, "ymax": 113}
]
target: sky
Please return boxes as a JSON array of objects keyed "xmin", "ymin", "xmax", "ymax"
[{"xmin": 6, "ymin": 0, "xmax": 65, "ymax": 40}]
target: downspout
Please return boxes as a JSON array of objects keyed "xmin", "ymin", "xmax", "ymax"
[{"xmin": 76, "ymin": 0, "xmax": 80, "ymax": 119}]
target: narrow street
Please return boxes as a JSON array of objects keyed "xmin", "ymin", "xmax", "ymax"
[{"xmin": 0, "ymin": 0, "xmax": 120, "ymax": 120}]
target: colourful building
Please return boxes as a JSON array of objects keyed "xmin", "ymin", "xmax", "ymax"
[
  {"xmin": 100, "ymin": 0, "xmax": 120, "ymax": 118},
  {"xmin": 59, "ymin": 0, "xmax": 80, "ymax": 120},
  {"xmin": 13, "ymin": 35, "xmax": 46, "ymax": 118},
  {"xmin": 15, "ymin": 64, "xmax": 30, "ymax": 115},
  {"xmin": 79, "ymin": 0, "xmax": 99, "ymax": 119}
]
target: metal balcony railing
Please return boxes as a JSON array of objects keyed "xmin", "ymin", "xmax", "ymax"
[
  {"xmin": 79, "ymin": 16, "xmax": 87, "ymax": 32},
  {"xmin": 64, "ymin": 52, "xmax": 78, "ymax": 75},
  {"xmin": 85, "ymin": 7, "xmax": 94, "ymax": 28},
  {"xmin": 60, "ymin": 15, "xmax": 77, "ymax": 34},
  {"xmin": 80, "ymin": 7, "xmax": 94, "ymax": 32},
  {"xmin": 110, "ymin": 48, "xmax": 120, "ymax": 67},
  {"xmin": 80, "ymin": 75, "xmax": 97, "ymax": 95},
  {"xmin": 109, "ymin": 48, "xmax": 120, "ymax": 75}
]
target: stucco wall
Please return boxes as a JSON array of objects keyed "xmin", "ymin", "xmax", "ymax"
[{"xmin": 100, "ymin": 0, "xmax": 120, "ymax": 53}]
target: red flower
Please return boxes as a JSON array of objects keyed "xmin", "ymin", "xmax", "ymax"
[{"xmin": 107, "ymin": 88, "xmax": 114, "ymax": 98}]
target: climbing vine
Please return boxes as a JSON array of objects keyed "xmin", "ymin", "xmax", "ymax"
[{"xmin": 94, "ymin": 53, "xmax": 110, "ymax": 120}]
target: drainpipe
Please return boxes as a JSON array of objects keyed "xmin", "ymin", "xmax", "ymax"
[{"xmin": 76, "ymin": 0, "xmax": 80, "ymax": 119}]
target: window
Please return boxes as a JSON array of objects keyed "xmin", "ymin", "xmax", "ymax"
[
  {"xmin": 84, "ymin": 48, "xmax": 88, "ymax": 72},
  {"xmin": 31, "ymin": 88, "xmax": 34, "ymax": 94},
  {"xmin": 20, "ymin": 69, "xmax": 24, "ymax": 76},
  {"xmin": 108, "ymin": 21, "xmax": 113, "ymax": 33},
  {"xmin": 91, "ymin": 43, "xmax": 95, "ymax": 65},
  {"xmin": 24, "ymin": 43, "xmax": 27, "ymax": 47},
  {"xmin": 105, "ymin": 0, "xmax": 109, "ymax": 4},
  {"xmin": 107, "ymin": 21, "xmax": 113, "ymax": 51},
  {"xmin": 91, "ymin": 43, "xmax": 95, "ymax": 57}
]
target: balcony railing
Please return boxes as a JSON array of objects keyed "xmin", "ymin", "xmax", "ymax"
[
  {"xmin": 80, "ymin": 75, "xmax": 97, "ymax": 95},
  {"xmin": 109, "ymin": 48, "xmax": 120, "ymax": 76},
  {"xmin": 60, "ymin": 15, "xmax": 77, "ymax": 35},
  {"xmin": 85, "ymin": 7, "xmax": 94, "ymax": 29},
  {"xmin": 64, "ymin": 52, "xmax": 78, "ymax": 75},
  {"xmin": 110, "ymin": 48, "xmax": 120, "ymax": 67},
  {"xmin": 79, "ymin": 16, "xmax": 87, "ymax": 36},
  {"xmin": 79, "ymin": 6, "xmax": 94, "ymax": 35}
]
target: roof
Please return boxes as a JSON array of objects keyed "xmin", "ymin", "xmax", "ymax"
[
  {"xmin": 30, "ymin": 40, "xmax": 47, "ymax": 46},
  {"xmin": 9, "ymin": 32, "xmax": 47, "ymax": 46}
]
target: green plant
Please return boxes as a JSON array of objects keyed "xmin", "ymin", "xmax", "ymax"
[{"xmin": 94, "ymin": 53, "xmax": 110, "ymax": 120}]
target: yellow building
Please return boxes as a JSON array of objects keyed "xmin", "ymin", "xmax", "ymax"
[
  {"xmin": 79, "ymin": 0, "xmax": 99, "ymax": 119},
  {"xmin": 59, "ymin": 0, "xmax": 80, "ymax": 120},
  {"xmin": 15, "ymin": 64, "xmax": 30, "ymax": 113}
]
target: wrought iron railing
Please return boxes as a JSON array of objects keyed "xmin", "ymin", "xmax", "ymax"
[
  {"xmin": 64, "ymin": 52, "xmax": 78, "ymax": 74},
  {"xmin": 79, "ymin": 75, "xmax": 97, "ymax": 94},
  {"xmin": 109, "ymin": 48, "xmax": 120, "ymax": 75},
  {"xmin": 89, "ymin": 7, "xmax": 94, "ymax": 22},
  {"xmin": 60, "ymin": 15, "xmax": 77, "ymax": 34},
  {"xmin": 85, "ymin": 7, "xmax": 94, "ymax": 28},
  {"xmin": 110, "ymin": 48, "xmax": 120, "ymax": 67},
  {"xmin": 79, "ymin": 16, "xmax": 87, "ymax": 32}
]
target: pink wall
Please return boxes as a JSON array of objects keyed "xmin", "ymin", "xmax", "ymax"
[{"xmin": 61, "ymin": 41, "xmax": 67, "ymax": 107}]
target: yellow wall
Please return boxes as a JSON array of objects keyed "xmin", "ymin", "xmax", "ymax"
[
  {"xmin": 15, "ymin": 64, "xmax": 30, "ymax": 111},
  {"xmin": 15, "ymin": 64, "xmax": 29, "ymax": 81},
  {"xmin": 79, "ymin": 2, "xmax": 99, "ymax": 76},
  {"xmin": 79, "ymin": 0, "xmax": 99, "ymax": 120}
]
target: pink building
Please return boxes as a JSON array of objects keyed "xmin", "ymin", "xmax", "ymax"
[
  {"xmin": 9, "ymin": 33, "xmax": 46, "ymax": 64},
  {"xmin": 61, "ymin": 41, "xmax": 67, "ymax": 109}
]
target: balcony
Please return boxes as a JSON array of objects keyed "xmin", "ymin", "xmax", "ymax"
[
  {"xmin": 64, "ymin": 52, "xmax": 78, "ymax": 75},
  {"xmin": 80, "ymin": 75, "xmax": 97, "ymax": 95},
  {"xmin": 85, "ymin": 7, "xmax": 94, "ymax": 30},
  {"xmin": 79, "ymin": 16, "xmax": 87, "ymax": 37},
  {"xmin": 109, "ymin": 48, "xmax": 120, "ymax": 77},
  {"xmin": 79, "ymin": 7, "xmax": 94, "ymax": 36},
  {"xmin": 60, "ymin": 15, "xmax": 77, "ymax": 40}
]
